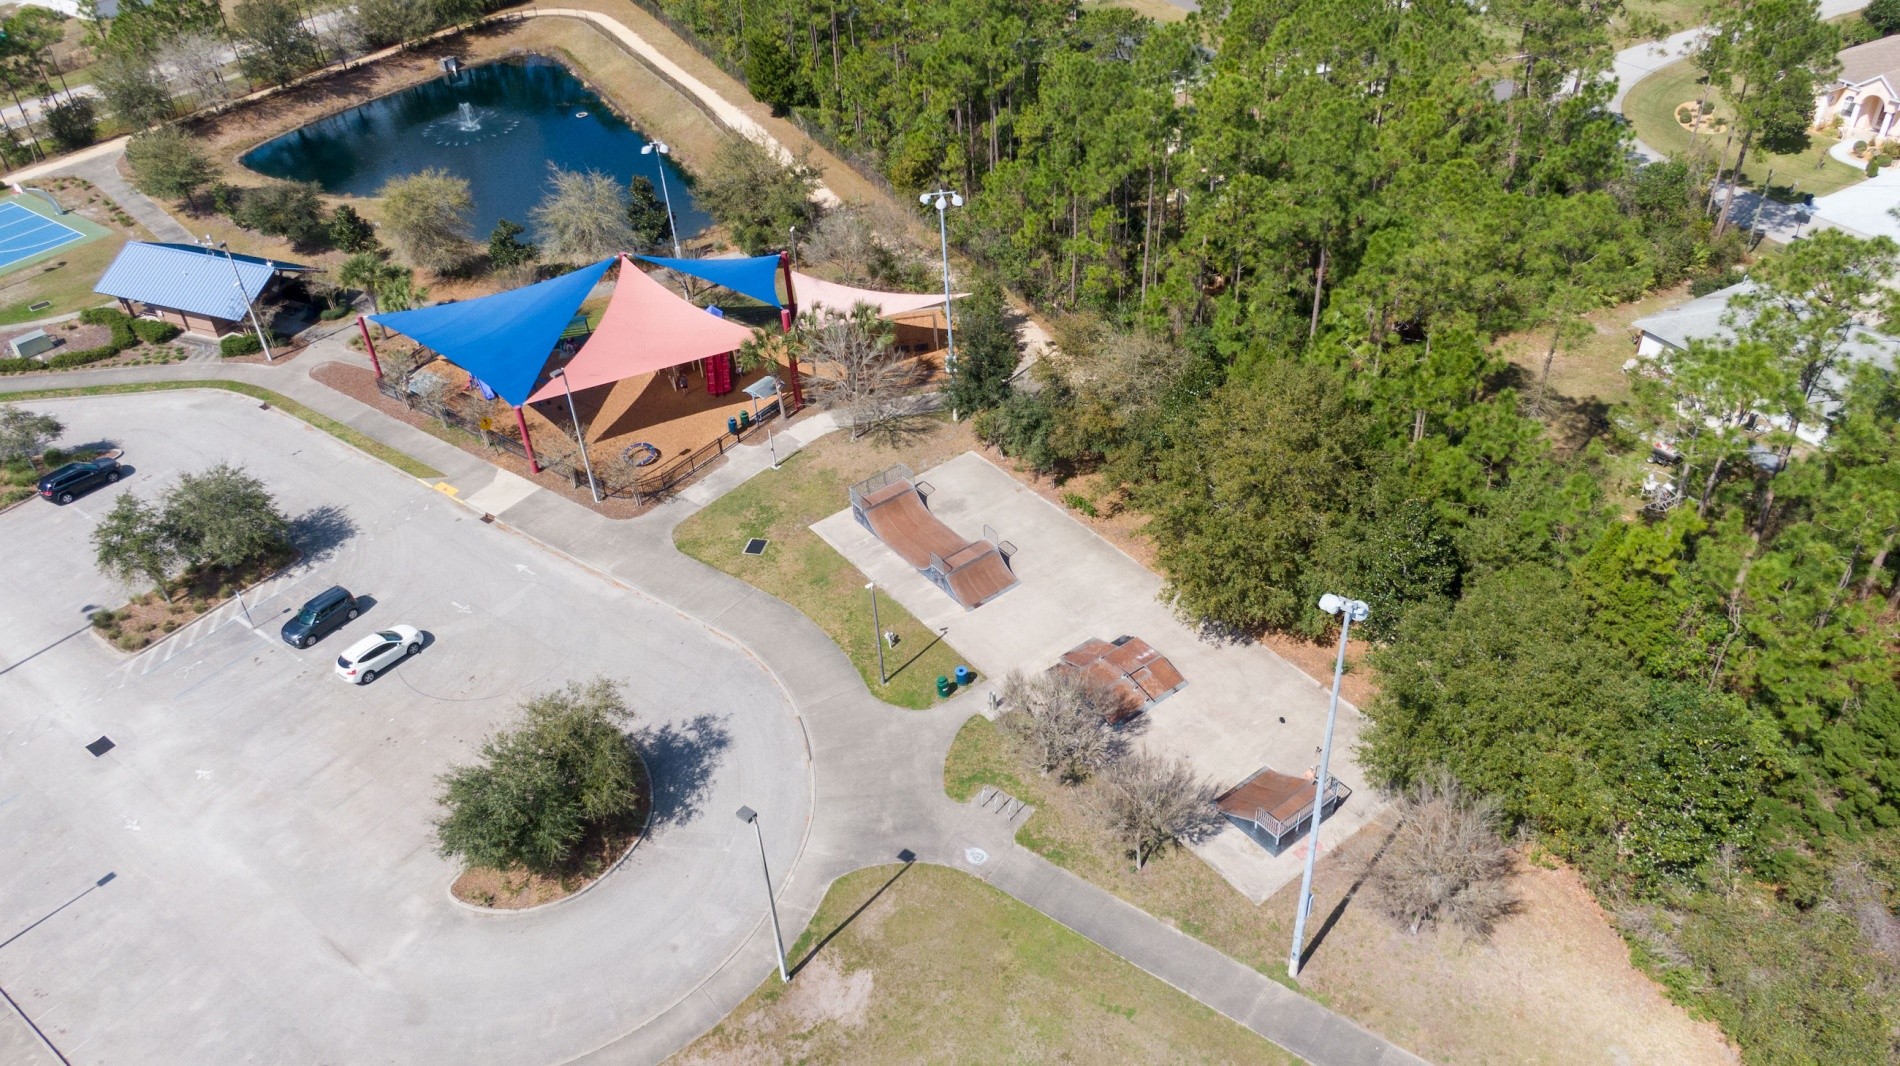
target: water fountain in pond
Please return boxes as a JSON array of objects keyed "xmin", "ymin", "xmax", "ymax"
[{"xmin": 424, "ymin": 101, "xmax": 520, "ymax": 147}]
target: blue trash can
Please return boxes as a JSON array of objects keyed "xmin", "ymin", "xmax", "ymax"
[
  {"xmin": 955, "ymin": 664, "xmax": 972, "ymax": 686},
  {"xmin": 727, "ymin": 416, "xmax": 740, "ymax": 436}
]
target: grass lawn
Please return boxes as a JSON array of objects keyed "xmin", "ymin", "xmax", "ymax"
[
  {"xmin": 1623, "ymin": 57, "xmax": 1864, "ymax": 199},
  {"xmin": 943, "ymin": 716, "xmax": 1301, "ymax": 974},
  {"xmin": 0, "ymin": 227, "xmax": 129, "ymax": 325},
  {"xmin": 942, "ymin": 716, "xmax": 1739, "ymax": 1065},
  {"xmin": 672, "ymin": 419, "xmax": 974, "ymax": 709},
  {"xmin": 0, "ymin": 380, "xmax": 445, "ymax": 479},
  {"xmin": 678, "ymin": 862, "xmax": 1291, "ymax": 1064}
]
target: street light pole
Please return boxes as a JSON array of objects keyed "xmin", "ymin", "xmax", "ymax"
[
  {"xmin": 641, "ymin": 141, "xmax": 682, "ymax": 257},
  {"xmin": 918, "ymin": 189, "xmax": 963, "ymax": 378},
  {"xmin": 550, "ymin": 368, "xmax": 601, "ymax": 503},
  {"xmin": 866, "ymin": 581, "xmax": 886, "ymax": 684},
  {"xmin": 203, "ymin": 235, "xmax": 273, "ymax": 363},
  {"xmin": 1287, "ymin": 592, "xmax": 1368, "ymax": 980},
  {"xmin": 735, "ymin": 805, "xmax": 789, "ymax": 983}
]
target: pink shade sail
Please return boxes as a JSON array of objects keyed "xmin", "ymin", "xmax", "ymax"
[
  {"xmin": 527, "ymin": 257, "xmax": 759, "ymax": 403},
  {"xmin": 791, "ymin": 271, "xmax": 963, "ymax": 319}
]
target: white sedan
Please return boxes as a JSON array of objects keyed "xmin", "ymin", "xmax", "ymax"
[{"xmin": 334, "ymin": 625, "xmax": 424, "ymax": 684}]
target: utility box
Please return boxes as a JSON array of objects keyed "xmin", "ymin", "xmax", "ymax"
[{"xmin": 9, "ymin": 329, "xmax": 55, "ymax": 360}]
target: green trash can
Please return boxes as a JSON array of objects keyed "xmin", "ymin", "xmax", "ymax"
[{"xmin": 936, "ymin": 675, "xmax": 953, "ymax": 698}]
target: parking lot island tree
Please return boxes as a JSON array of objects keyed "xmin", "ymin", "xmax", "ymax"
[{"xmin": 435, "ymin": 677, "xmax": 649, "ymax": 882}]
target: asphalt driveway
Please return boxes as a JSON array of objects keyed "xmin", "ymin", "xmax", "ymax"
[{"xmin": 0, "ymin": 390, "xmax": 811, "ymax": 1064}]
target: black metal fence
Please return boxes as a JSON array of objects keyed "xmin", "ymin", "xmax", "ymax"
[{"xmin": 375, "ymin": 375, "xmax": 782, "ymax": 503}]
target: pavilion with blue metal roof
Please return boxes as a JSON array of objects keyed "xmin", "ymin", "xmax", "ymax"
[{"xmin": 94, "ymin": 241, "xmax": 312, "ymax": 338}]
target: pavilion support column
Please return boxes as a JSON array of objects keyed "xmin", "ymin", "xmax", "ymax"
[
  {"xmin": 357, "ymin": 317, "xmax": 383, "ymax": 381},
  {"xmin": 515, "ymin": 405, "xmax": 541, "ymax": 473},
  {"xmin": 778, "ymin": 251, "xmax": 803, "ymax": 411}
]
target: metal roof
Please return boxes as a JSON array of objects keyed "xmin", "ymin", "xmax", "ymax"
[
  {"xmin": 1632, "ymin": 282, "xmax": 1896, "ymax": 374},
  {"xmin": 94, "ymin": 242, "xmax": 312, "ymax": 322}
]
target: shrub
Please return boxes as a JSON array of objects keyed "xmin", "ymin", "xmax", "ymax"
[
  {"xmin": 131, "ymin": 318, "xmax": 182, "ymax": 344},
  {"xmin": 1364, "ymin": 772, "xmax": 1518, "ymax": 937},
  {"xmin": 998, "ymin": 669, "xmax": 1120, "ymax": 782},
  {"xmin": 126, "ymin": 129, "xmax": 214, "ymax": 206},
  {"xmin": 1062, "ymin": 491, "xmax": 1097, "ymax": 517},
  {"xmin": 379, "ymin": 169, "xmax": 475, "ymax": 272},
  {"xmin": 435, "ymin": 677, "xmax": 644, "ymax": 875},
  {"xmin": 1869, "ymin": 160, "xmax": 1883, "ymax": 178},
  {"xmin": 1854, "ymin": 139, "xmax": 1870, "ymax": 155},
  {"xmin": 220, "ymin": 332, "xmax": 283, "ymax": 357},
  {"xmin": 1867, "ymin": 0, "xmax": 1900, "ymax": 36},
  {"xmin": 44, "ymin": 98, "xmax": 97, "ymax": 152},
  {"xmin": 234, "ymin": 181, "xmax": 328, "ymax": 246},
  {"xmin": 1094, "ymin": 751, "xmax": 1220, "ymax": 870},
  {"xmin": 328, "ymin": 204, "xmax": 378, "ymax": 253},
  {"xmin": 208, "ymin": 182, "xmax": 245, "ymax": 217}
]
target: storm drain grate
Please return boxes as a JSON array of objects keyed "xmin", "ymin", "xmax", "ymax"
[
  {"xmin": 85, "ymin": 736, "xmax": 115, "ymax": 757},
  {"xmin": 742, "ymin": 538, "xmax": 769, "ymax": 556}
]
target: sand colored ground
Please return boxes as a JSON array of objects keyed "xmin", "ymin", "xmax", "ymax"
[{"xmin": 1285, "ymin": 825, "xmax": 1740, "ymax": 1066}]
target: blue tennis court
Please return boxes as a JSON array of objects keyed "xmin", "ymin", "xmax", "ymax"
[{"xmin": 0, "ymin": 200, "xmax": 85, "ymax": 268}]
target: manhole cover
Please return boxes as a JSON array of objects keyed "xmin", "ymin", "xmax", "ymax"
[
  {"xmin": 964, "ymin": 847, "xmax": 988, "ymax": 866},
  {"xmin": 742, "ymin": 538, "xmax": 768, "ymax": 556},
  {"xmin": 86, "ymin": 736, "xmax": 115, "ymax": 757}
]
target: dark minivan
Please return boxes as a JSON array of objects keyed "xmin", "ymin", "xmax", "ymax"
[
  {"xmin": 38, "ymin": 457, "xmax": 121, "ymax": 504},
  {"xmin": 281, "ymin": 586, "xmax": 359, "ymax": 648}
]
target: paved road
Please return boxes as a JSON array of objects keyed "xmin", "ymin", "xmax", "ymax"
[{"xmin": 0, "ymin": 390, "xmax": 811, "ymax": 1063}]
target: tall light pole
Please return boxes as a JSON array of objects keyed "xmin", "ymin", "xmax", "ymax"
[
  {"xmin": 865, "ymin": 581, "xmax": 886, "ymax": 685},
  {"xmin": 549, "ymin": 367, "xmax": 601, "ymax": 502},
  {"xmin": 641, "ymin": 141, "xmax": 683, "ymax": 257},
  {"xmin": 919, "ymin": 189, "xmax": 962, "ymax": 378},
  {"xmin": 202, "ymin": 235, "xmax": 273, "ymax": 363},
  {"xmin": 1287, "ymin": 592, "xmax": 1368, "ymax": 980},
  {"xmin": 735, "ymin": 805, "xmax": 789, "ymax": 983}
]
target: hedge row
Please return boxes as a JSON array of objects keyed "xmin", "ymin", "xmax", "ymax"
[
  {"xmin": 220, "ymin": 331, "xmax": 286, "ymax": 358},
  {"xmin": 0, "ymin": 307, "xmax": 178, "ymax": 375}
]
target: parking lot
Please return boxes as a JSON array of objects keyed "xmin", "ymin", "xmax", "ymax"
[{"xmin": 0, "ymin": 391, "xmax": 811, "ymax": 1063}]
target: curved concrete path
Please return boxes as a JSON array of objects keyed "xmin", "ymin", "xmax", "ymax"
[{"xmin": 0, "ymin": 338, "xmax": 1422, "ymax": 1065}]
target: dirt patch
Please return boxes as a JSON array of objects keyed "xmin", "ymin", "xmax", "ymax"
[
  {"xmin": 449, "ymin": 786, "xmax": 650, "ymax": 909},
  {"xmin": 1288, "ymin": 824, "xmax": 1739, "ymax": 1066},
  {"xmin": 0, "ymin": 320, "xmax": 111, "ymax": 352},
  {"xmin": 779, "ymin": 955, "xmax": 875, "ymax": 1033}
]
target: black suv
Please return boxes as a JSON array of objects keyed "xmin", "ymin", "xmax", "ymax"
[
  {"xmin": 38, "ymin": 458, "xmax": 121, "ymax": 504},
  {"xmin": 281, "ymin": 586, "xmax": 359, "ymax": 648}
]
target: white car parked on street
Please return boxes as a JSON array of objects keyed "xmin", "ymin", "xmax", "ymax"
[{"xmin": 334, "ymin": 625, "xmax": 424, "ymax": 684}]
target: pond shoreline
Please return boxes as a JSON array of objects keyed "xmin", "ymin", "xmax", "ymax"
[{"xmin": 234, "ymin": 50, "xmax": 707, "ymax": 237}]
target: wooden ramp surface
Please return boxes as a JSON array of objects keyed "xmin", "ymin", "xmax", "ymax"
[
  {"xmin": 859, "ymin": 480, "xmax": 1016, "ymax": 609},
  {"xmin": 861, "ymin": 482, "xmax": 975, "ymax": 569}
]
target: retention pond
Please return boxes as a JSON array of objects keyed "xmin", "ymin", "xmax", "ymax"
[{"xmin": 241, "ymin": 54, "xmax": 709, "ymax": 238}]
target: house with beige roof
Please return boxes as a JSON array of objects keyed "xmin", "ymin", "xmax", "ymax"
[{"xmin": 1813, "ymin": 35, "xmax": 1900, "ymax": 143}]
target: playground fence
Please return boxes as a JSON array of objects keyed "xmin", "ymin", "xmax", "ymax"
[{"xmin": 376, "ymin": 374, "xmax": 782, "ymax": 503}]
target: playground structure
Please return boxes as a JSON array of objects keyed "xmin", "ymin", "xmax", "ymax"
[
  {"xmin": 1052, "ymin": 635, "xmax": 1186, "ymax": 724},
  {"xmin": 850, "ymin": 464, "xmax": 1018, "ymax": 610}
]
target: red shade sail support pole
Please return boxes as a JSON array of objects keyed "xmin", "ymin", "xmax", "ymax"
[
  {"xmin": 357, "ymin": 317, "xmax": 383, "ymax": 381},
  {"xmin": 514, "ymin": 405, "xmax": 541, "ymax": 473},
  {"xmin": 778, "ymin": 252, "xmax": 803, "ymax": 411}
]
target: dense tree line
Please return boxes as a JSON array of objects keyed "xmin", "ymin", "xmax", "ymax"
[{"xmin": 652, "ymin": 0, "xmax": 1898, "ymax": 1057}]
